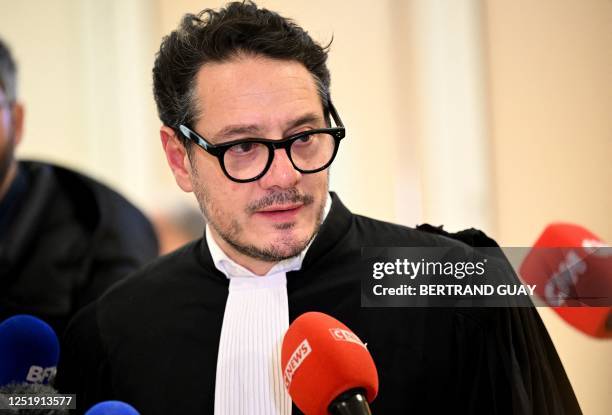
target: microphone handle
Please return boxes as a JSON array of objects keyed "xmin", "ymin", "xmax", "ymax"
[{"xmin": 328, "ymin": 388, "xmax": 372, "ymax": 415}]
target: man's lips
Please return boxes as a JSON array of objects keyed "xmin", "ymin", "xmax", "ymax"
[
  {"xmin": 254, "ymin": 204, "xmax": 303, "ymax": 221},
  {"xmin": 257, "ymin": 203, "xmax": 303, "ymax": 213}
]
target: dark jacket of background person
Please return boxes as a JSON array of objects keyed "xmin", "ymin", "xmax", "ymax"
[{"xmin": 0, "ymin": 160, "xmax": 159, "ymax": 336}]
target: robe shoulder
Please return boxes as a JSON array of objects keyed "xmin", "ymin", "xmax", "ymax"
[
  {"xmin": 352, "ymin": 213, "xmax": 469, "ymax": 247},
  {"xmin": 98, "ymin": 239, "xmax": 227, "ymax": 309}
]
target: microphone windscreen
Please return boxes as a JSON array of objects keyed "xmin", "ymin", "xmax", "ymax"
[
  {"xmin": 281, "ymin": 312, "xmax": 378, "ymax": 415},
  {"xmin": 85, "ymin": 401, "xmax": 140, "ymax": 415},
  {"xmin": 0, "ymin": 315, "xmax": 60, "ymax": 386},
  {"xmin": 520, "ymin": 223, "xmax": 612, "ymax": 338}
]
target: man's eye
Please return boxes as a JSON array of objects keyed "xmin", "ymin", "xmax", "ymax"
[
  {"xmin": 294, "ymin": 134, "xmax": 314, "ymax": 145},
  {"xmin": 229, "ymin": 142, "xmax": 256, "ymax": 154}
]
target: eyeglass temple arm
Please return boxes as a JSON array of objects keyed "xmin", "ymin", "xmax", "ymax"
[{"xmin": 328, "ymin": 100, "xmax": 344, "ymax": 128}]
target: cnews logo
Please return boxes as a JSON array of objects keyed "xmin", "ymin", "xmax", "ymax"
[
  {"xmin": 26, "ymin": 366, "xmax": 57, "ymax": 383},
  {"xmin": 329, "ymin": 328, "xmax": 366, "ymax": 348},
  {"xmin": 283, "ymin": 339, "xmax": 311, "ymax": 389}
]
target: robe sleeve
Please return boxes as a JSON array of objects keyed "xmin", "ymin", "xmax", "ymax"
[
  {"xmin": 501, "ymin": 307, "xmax": 581, "ymax": 414},
  {"xmin": 418, "ymin": 224, "xmax": 581, "ymax": 414},
  {"xmin": 450, "ymin": 284, "xmax": 581, "ymax": 414}
]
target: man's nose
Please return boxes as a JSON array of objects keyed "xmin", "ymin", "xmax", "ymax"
[{"xmin": 259, "ymin": 148, "xmax": 301, "ymax": 189}]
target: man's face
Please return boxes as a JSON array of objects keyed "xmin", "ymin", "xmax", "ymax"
[{"xmin": 182, "ymin": 55, "xmax": 329, "ymax": 264}]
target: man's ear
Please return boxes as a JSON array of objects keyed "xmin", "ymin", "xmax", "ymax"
[
  {"xmin": 160, "ymin": 126, "xmax": 193, "ymax": 193},
  {"xmin": 11, "ymin": 102, "xmax": 24, "ymax": 146}
]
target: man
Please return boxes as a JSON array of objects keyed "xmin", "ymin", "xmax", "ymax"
[
  {"xmin": 57, "ymin": 2, "xmax": 581, "ymax": 414},
  {"xmin": 0, "ymin": 38, "xmax": 159, "ymax": 336}
]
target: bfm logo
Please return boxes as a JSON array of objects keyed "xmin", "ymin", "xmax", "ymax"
[{"xmin": 26, "ymin": 365, "xmax": 57, "ymax": 383}]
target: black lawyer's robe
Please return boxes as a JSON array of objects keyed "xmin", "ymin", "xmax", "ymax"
[{"xmin": 56, "ymin": 193, "xmax": 581, "ymax": 414}]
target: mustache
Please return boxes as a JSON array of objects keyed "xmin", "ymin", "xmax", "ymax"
[{"xmin": 247, "ymin": 188, "xmax": 314, "ymax": 213}]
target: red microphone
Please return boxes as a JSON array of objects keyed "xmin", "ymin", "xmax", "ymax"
[
  {"xmin": 281, "ymin": 312, "xmax": 378, "ymax": 415},
  {"xmin": 520, "ymin": 223, "xmax": 612, "ymax": 338}
]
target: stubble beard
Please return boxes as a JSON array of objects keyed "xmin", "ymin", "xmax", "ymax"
[{"xmin": 192, "ymin": 175, "xmax": 327, "ymax": 263}]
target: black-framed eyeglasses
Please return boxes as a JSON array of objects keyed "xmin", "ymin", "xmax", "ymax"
[{"xmin": 179, "ymin": 102, "xmax": 345, "ymax": 183}]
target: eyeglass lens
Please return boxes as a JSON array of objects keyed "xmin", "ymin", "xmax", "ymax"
[{"xmin": 223, "ymin": 132, "xmax": 336, "ymax": 181}]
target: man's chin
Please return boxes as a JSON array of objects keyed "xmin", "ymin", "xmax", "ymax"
[
  {"xmin": 233, "ymin": 229, "xmax": 315, "ymax": 262},
  {"xmin": 231, "ymin": 240, "xmax": 308, "ymax": 263}
]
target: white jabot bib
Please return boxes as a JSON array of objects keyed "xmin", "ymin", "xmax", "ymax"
[{"xmin": 210, "ymin": 194, "xmax": 331, "ymax": 415}]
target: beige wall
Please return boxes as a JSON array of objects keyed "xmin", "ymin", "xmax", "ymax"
[
  {"xmin": 485, "ymin": 1, "xmax": 612, "ymax": 414},
  {"xmin": 1, "ymin": 0, "xmax": 89, "ymax": 173},
  {"xmin": 486, "ymin": 0, "xmax": 612, "ymax": 245},
  {"xmin": 1, "ymin": 0, "xmax": 169, "ymax": 209}
]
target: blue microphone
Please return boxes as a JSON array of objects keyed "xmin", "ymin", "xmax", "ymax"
[
  {"xmin": 0, "ymin": 315, "xmax": 60, "ymax": 386},
  {"xmin": 85, "ymin": 401, "xmax": 141, "ymax": 415}
]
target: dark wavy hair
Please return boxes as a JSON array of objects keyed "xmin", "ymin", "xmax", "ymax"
[{"xmin": 152, "ymin": 1, "xmax": 332, "ymax": 147}]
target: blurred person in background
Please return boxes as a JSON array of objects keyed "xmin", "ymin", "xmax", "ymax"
[
  {"xmin": 0, "ymin": 37, "xmax": 159, "ymax": 336},
  {"xmin": 150, "ymin": 201, "xmax": 206, "ymax": 255}
]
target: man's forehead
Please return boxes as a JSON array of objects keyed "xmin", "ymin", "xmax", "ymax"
[
  {"xmin": 196, "ymin": 57, "xmax": 318, "ymax": 102},
  {"xmin": 192, "ymin": 56, "xmax": 323, "ymax": 136}
]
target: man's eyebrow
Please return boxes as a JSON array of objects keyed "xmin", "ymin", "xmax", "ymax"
[
  {"xmin": 285, "ymin": 113, "xmax": 324, "ymax": 131},
  {"xmin": 213, "ymin": 112, "xmax": 324, "ymax": 141},
  {"xmin": 214, "ymin": 124, "xmax": 261, "ymax": 140}
]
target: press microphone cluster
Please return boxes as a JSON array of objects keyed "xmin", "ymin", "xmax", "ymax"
[
  {"xmin": 0, "ymin": 314, "xmax": 60, "ymax": 386},
  {"xmin": 0, "ymin": 314, "xmax": 141, "ymax": 414},
  {"xmin": 0, "ymin": 314, "xmax": 68, "ymax": 414},
  {"xmin": 282, "ymin": 312, "xmax": 379, "ymax": 415},
  {"xmin": 520, "ymin": 223, "xmax": 612, "ymax": 338}
]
